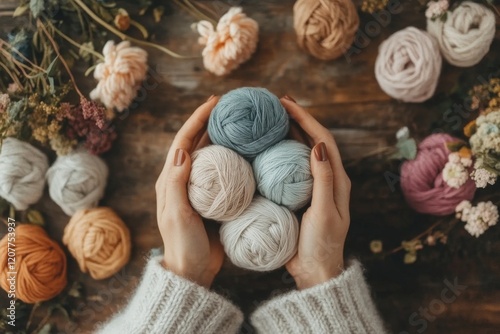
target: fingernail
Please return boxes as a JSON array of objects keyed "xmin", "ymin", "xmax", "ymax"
[
  {"xmin": 283, "ymin": 95, "xmax": 296, "ymax": 103},
  {"xmin": 206, "ymin": 94, "xmax": 215, "ymax": 102},
  {"xmin": 314, "ymin": 142, "xmax": 328, "ymax": 162},
  {"xmin": 174, "ymin": 149, "xmax": 186, "ymax": 166}
]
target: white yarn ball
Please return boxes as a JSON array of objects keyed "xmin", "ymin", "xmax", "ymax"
[
  {"xmin": 220, "ymin": 196, "xmax": 299, "ymax": 271},
  {"xmin": 427, "ymin": 1, "xmax": 495, "ymax": 67},
  {"xmin": 46, "ymin": 150, "xmax": 108, "ymax": 216},
  {"xmin": 188, "ymin": 145, "xmax": 256, "ymax": 222},
  {"xmin": 0, "ymin": 138, "xmax": 49, "ymax": 210}
]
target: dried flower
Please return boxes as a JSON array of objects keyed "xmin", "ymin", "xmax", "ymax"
[
  {"xmin": 426, "ymin": 0, "xmax": 449, "ymax": 20},
  {"xmin": 50, "ymin": 134, "xmax": 76, "ymax": 156},
  {"xmin": 7, "ymin": 83, "xmax": 19, "ymax": 94},
  {"xmin": 396, "ymin": 126, "xmax": 410, "ymax": 141},
  {"xmin": 0, "ymin": 94, "xmax": 9, "ymax": 112},
  {"xmin": 460, "ymin": 201, "xmax": 499, "ymax": 237},
  {"xmin": 443, "ymin": 153, "xmax": 469, "ymax": 188},
  {"xmin": 80, "ymin": 97, "xmax": 108, "ymax": 129},
  {"xmin": 90, "ymin": 41, "xmax": 148, "ymax": 112},
  {"xmin": 114, "ymin": 9, "xmax": 130, "ymax": 31},
  {"xmin": 470, "ymin": 167, "xmax": 497, "ymax": 188},
  {"xmin": 361, "ymin": 0, "xmax": 389, "ymax": 13},
  {"xmin": 426, "ymin": 235, "xmax": 436, "ymax": 246},
  {"xmin": 370, "ymin": 240, "xmax": 383, "ymax": 254}
]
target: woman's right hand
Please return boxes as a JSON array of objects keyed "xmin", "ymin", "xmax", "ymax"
[{"xmin": 281, "ymin": 96, "xmax": 352, "ymax": 290}]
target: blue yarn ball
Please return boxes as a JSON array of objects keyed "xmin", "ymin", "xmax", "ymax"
[
  {"xmin": 253, "ymin": 140, "xmax": 313, "ymax": 211},
  {"xmin": 208, "ymin": 87, "xmax": 290, "ymax": 160}
]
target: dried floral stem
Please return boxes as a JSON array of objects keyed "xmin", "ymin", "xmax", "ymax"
[
  {"xmin": 0, "ymin": 60, "xmax": 24, "ymax": 90},
  {"xmin": 48, "ymin": 22, "xmax": 105, "ymax": 61},
  {"xmin": 26, "ymin": 302, "xmax": 40, "ymax": 331},
  {"xmin": 37, "ymin": 19, "xmax": 85, "ymax": 98},
  {"xmin": 1, "ymin": 40, "xmax": 46, "ymax": 72},
  {"xmin": 173, "ymin": 0, "xmax": 217, "ymax": 26},
  {"xmin": 72, "ymin": 0, "xmax": 193, "ymax": 59},
  {"xmin": 387, "ymin": 219, "xmax": 444, "ymax": 255}
]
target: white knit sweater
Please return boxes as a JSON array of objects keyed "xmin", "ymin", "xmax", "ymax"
[{"xmin": 97, "ymin": 258, "xmax": 386, "ymax": 333}]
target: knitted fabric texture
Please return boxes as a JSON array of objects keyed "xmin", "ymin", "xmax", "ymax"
[
  {"xmin": 188, "ymin": 145, "xmax": 255, "ymax": 222},
  {"xmin": 90, "ymin": 40, "xmax": 148, "ymax": 111},
  {"xmin": 197, "ymin": 7, "xmax": 259, "ymax": 76},
  {"xmin": 427, "ymin": 1, "xmax": 495, "ymax": 67},
  {"xmin": 250, "ymin": 260, "xmax": 387, "ymax": 334},
  {"xmin": 63, "ymin": 207, "xmax": 131, "ymax": 280},
  {"xmin": 0, "ymin": 224, "xmax": 67, "ymax": 303},
  {"xmin": 208, "ymin": 87, "xmax": 289, "ymax": 160},
  {"xmin": 293, "ymin": 0, "xmax": 359, "ymax": 60},
  {"xmin": 400, "ymin": 133, "xmax": 476, "ymax": 216},
  {"xmin": 96, "ymin": 256, "xmax": 244, "ymax": 334},
  {"xmin": 220, "ymin": 196, "xmax": 299, "ymax": 271},
  {"xmin": 375, "ymin": 27, "xmax": 442, "ymax": 103},
  {"xmin": 0, "ymin": 138, "xmax": 49, "ymax": 210},
  {"xmin": 253, "ymin": 140, "xmax": 313, "ymax": 211},
  {"xmin": 46, "ymin": 149, "xmax": 108, "ymax": 216}
]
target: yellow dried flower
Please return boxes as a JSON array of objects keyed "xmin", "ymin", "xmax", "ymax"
[{"xmin": 114, "ymin": 9, "xmax": 130, "ymax": 31}]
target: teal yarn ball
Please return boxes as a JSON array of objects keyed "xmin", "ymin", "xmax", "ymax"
[
  {"xmin": 208, "ymin": 87, "xmax": 290, "ymax": 160},
  {"xmin": 253, "ymin": 140, "xmax": 313, "ymax": 211}
]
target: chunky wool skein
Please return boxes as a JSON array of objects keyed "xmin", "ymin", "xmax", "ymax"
[
  {"xmin": 220, "ymin": 196, "xmax": 299, "ymax": 271},
  {"xmin": 253, "ymin": 140, "xmax": 313, "ymax": 210},
  {"xmin": 63, "ymin": 207, "xmax": 131, "ymax": 280},
  {"xmin": 293, "ymin": 0, "xmax": 359, "ymax": 60},
  {"xmin": 0, "ymin": 224, "xmax": 67, "ymax": 303},
  {"xmin": 46, "ymin": 150, "xmax": 108, "ymax": 216},
  {"xmin": 197, "ymin": 7, "xmax": 259, "ymax": 76},
  {"xmin": 427, "ymin": 1, "xmax": 495, "ymax": 67},
  {"xmin": 375, "ymin": 27, "xmax": 442, "ymax": 103},
  {"xmin": 400, "ymin": 134, "xmax": 476, "ymax": 216},
  {"xmin": 208, "ymin": 87, "xmax": 289, "ymax": 159},
  {"xmin": 188, "ymin": 145, "xmax": 255, "ymax": 222},
  {"xmin": 0, "ymin": 138, "xmax": 49, "ymax": 210}
]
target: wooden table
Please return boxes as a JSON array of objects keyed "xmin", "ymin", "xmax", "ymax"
[{"xmin": 1, "ymin": 0, "xmax": 500, "ymax": 333}]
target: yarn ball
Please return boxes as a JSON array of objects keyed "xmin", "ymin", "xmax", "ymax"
[
  {"xmin": 253, "ymin": 140, "xmax": 313, "ymax": 210},
  {"xmin": 46, "ymin": 150, "xmax": 108, "ymax": 216},
  {"xmin": 293, "ymin": 0, "xmax": 359, "ymax": 60},
  {"xmin": 63, "ymin": 207, "xmax": 131, "ymax": 280},
  {"xmin": 0, "ymin": 224, "xmax": 67, "ymax": 303},
  {"xmin": 208, "ymin": 87, "xmax": 289, "ymax": 160},
  {"xmin": 400, "ymin": 133, "xmax": 476, "ymax": 216},
  {"xmin": 375, "ymin": 27, "xmax": 442, "ymax": 103},
  {"xmin": 197, "ymin": 7, "xmax": 259, "ymax": 76},
  {"xmin": 220, "ymin": 196, "xmax": 299, "ymax": 271},
  {"xmin": 0, "ymin": 138, "xmax": 49, "ymax": 210},
  {"xmin": 427, "ymin": 1, "xmax": 495, "ymax": 67},
  {"xmin": 90, "ymin": 40, "xmax": 148, "ymax": 112},
  {"xmin": 188, "ymin": 145, "xmax": 256, "ymax": 222}
]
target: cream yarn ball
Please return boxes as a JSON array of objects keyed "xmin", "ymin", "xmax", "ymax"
[
  {"xmin": 220, "ymin": 196, "xmax": 299, "ymax": 271},
  {"xmin": 427, "ymin": 2, "xmax": 495, "ymax": 67},
  {"xmin": 375, "ymin": 27, "xmax": 442, "ymax": 103},
  {"xmin": 188, "ymin": 145, "xmax": 255, "ymax": 222},
  {"xmin": 0, "ymin": 138, "xmax": 49, "ymax": 210},
  {"xmin": 46, "ymin": 150, "xmax": 108, "ymax": 216}
]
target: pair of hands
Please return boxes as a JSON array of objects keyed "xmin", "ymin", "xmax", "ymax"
[{"xmin": 155, "ymin": 95, "xmax": 351, "ymax": 290}]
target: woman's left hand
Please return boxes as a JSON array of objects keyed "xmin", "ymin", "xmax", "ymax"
[{"xmin": 155, "ymin": 96, "xmax": 223, "ymax": 288}]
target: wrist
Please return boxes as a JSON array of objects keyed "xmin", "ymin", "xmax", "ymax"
[
  {"xmin": 160, "ymin": 257, "xmax": 214, "ymax": 289},
  {"xmin": 294, "ymin": 259, "xmax": 344, "ymax": 290}
]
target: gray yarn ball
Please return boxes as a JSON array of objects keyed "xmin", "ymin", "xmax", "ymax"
[
  {"xmin": 253, "ymin": 140, "xmax": 313, "ymax": 211},
  {"xmin": 208, "ymin": 87, "xmax": 290, "ymax": 160}
]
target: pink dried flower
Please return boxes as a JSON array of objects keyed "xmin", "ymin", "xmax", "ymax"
[
  {"xmin": 80, "ymin": 98, "xmax": 108, "ymax": 129},
  {"xmin": 426, "ymin": 0, "xmax": 449, "ymax": 20},
  {"xmin": 0, "ymin": 94, "xmax": 9, "ymax": 112}
]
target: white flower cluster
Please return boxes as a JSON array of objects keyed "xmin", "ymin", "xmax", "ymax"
[
  {"xmin": 425, "ymin": 0, "xmax": 449, "ymax": 19},
  {"xmin": 442, "ymin": 152, "xmax": 471, "ymax": 188},
  {"xmin": 470, "ymin": 160, "xmax": 497, "ymax": 188},
  {"xmin": 456, "ymin": 200, "xmax": 499, "ymax": 237}
]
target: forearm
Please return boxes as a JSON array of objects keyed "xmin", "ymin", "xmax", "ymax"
[{"xmin": 96, "ymin": 256, "xmax": 243, "ymax": 334}]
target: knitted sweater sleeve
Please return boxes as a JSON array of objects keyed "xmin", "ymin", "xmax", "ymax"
[
  {"xmin": 250, "ymin": 260, "xmax": 386, "ymax": 334},
  {"xmin": 96, "ymin": 256, "xmax": 243, "ymax": 334}
]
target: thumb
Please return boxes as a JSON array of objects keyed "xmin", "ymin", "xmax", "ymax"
[
  {"xmin": 310, "ymin": 142, "xmax": 335, "ymax": 211},
  {"xmin": 165, "ymin": 148, "xmax": 192, "ymax": 205}
]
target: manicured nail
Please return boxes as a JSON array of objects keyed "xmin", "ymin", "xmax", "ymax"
[
  {"xmin": 283, "ymin": 95, "xmax": 296, "ymax": 103},
  {"xmin": 206, "ymin": 94, "xmax": 215, "ymax": 102},
  {"xmin": 314, "ymin": 142, "xmax": 328, "ymax": 162},
  {"xmin": 174, "ymin": 149, "xmax": 186, "ymax": 166}
]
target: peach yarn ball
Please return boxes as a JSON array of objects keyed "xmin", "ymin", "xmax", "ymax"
[
  {"xmin": 293, "ymin": 0, "xmax": 359, "ymax": 60},
  {"xmin": 90, "ymin": 40, "xmax": 148, "ymax": 112},
  {"xmin": 63, "ymin": 207, "xmax": 131, "ymax": 280},
  {"xmin": 0, "ymin": 224, "xmax": 67, "ymax": 303},
  {"xmin": 197, "ymin": 7, "xmax": 259, "ymax": 76}
]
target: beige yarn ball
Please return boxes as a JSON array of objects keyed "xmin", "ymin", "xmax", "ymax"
[
  {"xmin": 188, "ymin": 145, "xmax": 255, "ymax": 222},
  {"xmin": 375, "ymin": 27, "xmax": 442, "ymax": 103},
  {"xmin": 220, "ymin": 196, "xmax": 299, "ymax": 271},
  {"xmin": 427, "ymin": 1, "xmax": 495, "ymax": 67},
  {"xmin": 293, "ymin": 0, "xmax": 359, "ymax": 60}
]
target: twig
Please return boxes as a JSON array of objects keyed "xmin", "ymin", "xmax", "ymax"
[
  {"xmin": 0, "ymin": 61, "xmax": 24, "ymax": 90},
  {"xmin": 386, "ymin": 219, "xmax": 444, "ymax": 255}
]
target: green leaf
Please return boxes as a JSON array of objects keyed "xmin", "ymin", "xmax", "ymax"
[
  {"xmin": 27, "ymin": 209, "xmax": 45, "ymax": 226},
  {"xmin": 29, "ymin": 0, "xmax": 45, "ymax": 18},
  {"xmin": 7, "ymin": 98, "xmax": 27, "ymax": 121},
  {"xmin": 446, "ymin": 140, "xmax": 466, "ymax": 152},
  {"xmin": 13, "ymin": 4, "xmax": 29, "ymax": 17},
  {"xmin": 392, "ymin": 138, "xmax": 417, "ymax": 160}
]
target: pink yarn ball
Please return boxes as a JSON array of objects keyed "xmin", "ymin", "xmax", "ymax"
[{"xmin": 400, "ymin": 133, "xmax": 476, "ymax": 216}]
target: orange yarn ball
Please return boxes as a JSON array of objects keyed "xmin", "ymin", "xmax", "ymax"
[
  {"xmin": 63, "ymin": 207, "xmax": 131, "ymax": 280},
  {"xmin": 293, "ymin": 0, "xmax": 359, "ymax": 60},
  {"xmin": 0, "ymin": 224, "xmax": 67, "ymax": 304}
]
